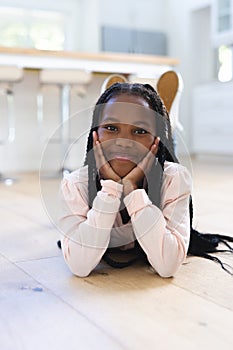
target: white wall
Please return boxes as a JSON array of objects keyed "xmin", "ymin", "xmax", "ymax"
[
  {"xmin": 193, "ymin": 80, "xmax": 233, "ymax": 154},
  {"xmin": 75, "ymin": 0, "xmax": 100, "ymax": 52},
  {"xmin": 99, "ymin": 0, "xmax": 167, "ymax": 31}
]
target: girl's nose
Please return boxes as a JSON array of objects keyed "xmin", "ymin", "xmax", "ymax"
[{"xmin": 115, "ymin": 137, "xmax": 133, "ymax": 148}]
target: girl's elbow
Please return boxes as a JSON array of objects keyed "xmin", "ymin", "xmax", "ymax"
[
  {"xmin": 64, "ymin": 254, "xmax": 95, "ymax": 277},
  {"xmin": 149, "ymin": 257, "xmax": 183, "ymax": 278},
  {"xmin": 156, "ymin": 258, "xmax": 185, "ymax": 278},
  {"xmin": 69, "ymin": 264, "xmax": 93, "ymax": 278},
  {"xmin": 156, "ymin": 267, "xmax": 176, "ymax": 278}
]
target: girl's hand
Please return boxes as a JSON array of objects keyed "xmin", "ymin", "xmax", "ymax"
[
  {"xmin": 122, "ymin": 137, "xmax": 160, "ymax": 196},
  {"xmin": 93, "ymin": 131, "xmax": 121, "ymax": 183}
]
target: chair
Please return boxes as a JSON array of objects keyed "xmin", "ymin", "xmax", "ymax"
[
  {"xmin": 0, "ymin": 66, "xmax": 24, "ymax": 184},
  {"xmin": 156, "ymin": 70, "xmax": 184, "ymax": 133},
  {"xmin": 100, "ymin": 74, "xmax": 128, "ymax": 94},
  {"xmin": 37, "ymin": 69, "xmax": 92, "ymax": 176}
]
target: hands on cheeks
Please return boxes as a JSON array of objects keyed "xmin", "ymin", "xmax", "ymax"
[
  {"xmin": 92, "ymin": 131, "xmax": 160, "ymax": 196},
  {"xmin": 122, "ymin": 137, "xmax": 160, "ymax": 195}
]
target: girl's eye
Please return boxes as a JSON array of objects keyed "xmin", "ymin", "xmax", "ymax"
[
  {"xmin": 104, "ymin": 125, "xmax": 118, "ymax": 132},
  {"xmin": 134, "ymin": 128, "xmax": 148, "ymax": 135}
]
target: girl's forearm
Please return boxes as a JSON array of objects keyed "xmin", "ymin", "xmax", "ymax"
[
  {"xmin": 60, "ymin": 179, "xmax": 123, "ymax": 277},
  {"xmin": 123, "ymin": 189, "xmax": 190, "ymax": 277}
]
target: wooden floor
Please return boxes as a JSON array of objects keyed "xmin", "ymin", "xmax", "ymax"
[{"xmin": 1, "ymin": 156, "xmax": 233, "ymax": 350}]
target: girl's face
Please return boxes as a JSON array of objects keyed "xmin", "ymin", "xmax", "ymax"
[{"xmin": 97, "ymin": 94, "xmax": 157, "ymax": 178}]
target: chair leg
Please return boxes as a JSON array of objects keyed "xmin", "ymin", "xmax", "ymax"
[
  {"xmin": 0, "ymin": 88, "xmax": 18, "ymax": 185},
  {"xmin": 38, "ymin": 84, "xmax": 72, "ymax": 179},
  {"xmin": 59, "ymin": 84, "xmax": 72, "ymax": 175}
]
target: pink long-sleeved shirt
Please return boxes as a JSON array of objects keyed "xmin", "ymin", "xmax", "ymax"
[{"xmin": 59, "ymin": 161, "xmax": 192, "ymax": 278}]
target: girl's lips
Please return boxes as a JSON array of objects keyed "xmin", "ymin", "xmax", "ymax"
[
  {"xmin": 114, "ymin": 156, "xmax": 132, "ymax": 162},
  {"xmin": 109, "ymin": 153, "xmax": 138, "ymax": 163}
]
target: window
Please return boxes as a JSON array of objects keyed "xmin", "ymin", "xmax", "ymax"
[
  {"xmin": 217, "ymin": 45, "xmax": 233, "ymax": 81},
  {"xmin": 211, "ymin": 1, "xmax": 233, "ymax": 81},
  {"xmin": 211, "ymin": 0, "xmax": 233, "ymax": 47},
  {"xmin": 217, "ymin": 0, "xmax": 231, "ymax": 32},
  {"xmin": 0, "ymin": 7, "xmax": 66, "ymax": 50}
]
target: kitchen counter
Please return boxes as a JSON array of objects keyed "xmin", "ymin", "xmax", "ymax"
[{"xmin": 0, "ymin": 46, "xmax": 179, "ymax": 76}]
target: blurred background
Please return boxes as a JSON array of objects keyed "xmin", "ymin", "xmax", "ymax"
[{"xmin": 0, "ymin": 0, "xmax": 232, "ymax": 175}]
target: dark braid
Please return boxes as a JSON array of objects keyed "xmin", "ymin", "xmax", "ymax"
[{"xmin": 83, "ymin": 82, "xmax": 233, "ymax": 274}]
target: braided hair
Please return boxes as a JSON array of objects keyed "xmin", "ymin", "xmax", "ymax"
[{"xmin": 83, "ymin": 82, "xmax": 233, "ymax": 274}]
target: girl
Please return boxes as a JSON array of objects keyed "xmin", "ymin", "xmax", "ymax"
[{"xmin": 59, "ymin": 83, "xmax": 233, "ymax": 277}]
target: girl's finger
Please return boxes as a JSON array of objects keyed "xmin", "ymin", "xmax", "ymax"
[
  {"xmin": 93, "ymin": 133, "xmax": 106, "ymax": 169},
  {"xmin": 137, "ymin": 145, "xmax": 157, "ymax": 175},
  {"xmin": 92, "ymin": 130, "xmax": 98, "ymax": 145},
  {"xmin": 94, "ymin": 142, "xmax": 106, "ymax": 169},
  {"xmin": 93, "ymin": 140, "xmax": 120, "ymax": 182},
  {"xmin": 151, "ymin": 137, "xmax": 160, "ymax": 155}
]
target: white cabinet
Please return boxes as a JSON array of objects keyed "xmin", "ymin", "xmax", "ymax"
[
  {"xmin": 192, "ymin": 81, "xmax": 233, "ymax": 155},
  {"xmin": 212, "ymin": 0, "xmax": 233, "ymax": 47}
]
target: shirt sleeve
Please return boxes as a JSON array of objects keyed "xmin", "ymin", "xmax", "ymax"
[
  {"xmin": 59, "ymin": 174, "xmax": 123, "ymax": 277},
  {"xmin": 123, "ymin": 164, "xmax": 192, "ymax": 278}
]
